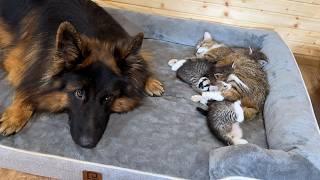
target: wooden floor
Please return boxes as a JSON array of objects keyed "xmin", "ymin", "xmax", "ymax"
[
  {"xmin": 298, "ymin": 62, "xmax": 320, "ymax": 124},
  {"xmin": 0, "ymin": 168, "xmax": 51, "ymax": 180},
  {"xmin": 0, "ymin": 57, "xmax": 319, "ymax": 179}
]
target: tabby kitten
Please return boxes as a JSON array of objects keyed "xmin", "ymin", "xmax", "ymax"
[
  {"xmin": 196, "ymin": 32, "xmax": 269, "ymax": 120},
  {"xmin": 193, "ymin": 83, "xmax": 247, "ymax": 145},
  {"xmin": 196, "ymin": 32, "xmax": 268, "ymax": 66},
  {"xmin": 168, "ymin": 58, "xmax": 233, "ymax": 93},
  {"xmin": 167, "ymin": 36, "xmax": 249, "ymax": 145}
]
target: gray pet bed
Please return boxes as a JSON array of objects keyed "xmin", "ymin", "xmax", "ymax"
[{"xmin": 0, "ymin": 7, "xmax": 319, "ymax": 180}]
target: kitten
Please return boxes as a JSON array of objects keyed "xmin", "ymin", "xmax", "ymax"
[
  {"xmin": 196, "ymin": 32, "xmax": 268, "ymax": 67},
  {"xmin": 195, "ymin": 32, "xmax": 269, "ymax": 120},
  {"xmin": 168, "ymin": 58, "xmax": 233, "ymax": 93},
  {"xmin": 194, "ymin": 83, "xmax": 248, "ymax": 145}
]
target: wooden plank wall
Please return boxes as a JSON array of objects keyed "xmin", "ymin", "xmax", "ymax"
[{"xmin": 94, "ymin": 0, "xmax": 320, "ymax": 65}]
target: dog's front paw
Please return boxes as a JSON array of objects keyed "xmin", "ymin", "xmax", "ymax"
[
  {"xmin": 0, "ymin": 112, "xmax": 26, "ymax": 136},
  {"xmin": 112, "ymin": 97, "xmax": 139, "ymax": 113},
  {"xmin": 145, "ymin": 77, "xmax": 164, "ymax": 97},
  {"xmin": 191, "ymin": 95, "xmax": 202, "ymax": 102}
]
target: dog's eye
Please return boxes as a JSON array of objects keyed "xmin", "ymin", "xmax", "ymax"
[
  {"xmin": 74, "ymin": 89, "xmax": 85, "ymax": 100},
  {"xmin": 104, "ymin": 95, "xmax": 112, "ymax": 102}
]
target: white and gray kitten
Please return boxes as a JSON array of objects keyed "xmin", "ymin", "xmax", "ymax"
[{"xmin": 192, "ymin": 82, "xmax": 248, "ymax": 145}]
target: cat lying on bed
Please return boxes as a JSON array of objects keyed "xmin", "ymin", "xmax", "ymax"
[
  {"xmin": 168, "ymin": 58, "xmax": 233, "ymax": 93},
  {"xmin": 180, "ymin": 32, "xmax": 268, "ymax": 121},
  {"xmin": 169, "ymin": 56, "xmax": 248, "ymax": 145},
  {"xmin": 194, "ymin": 32, "xmax": 269, "ymax": 121},
  {"xmin": 196, "ymin": 32, "xmax": 268, "ymax": 67},
  {"xmin": 168, "ymin": 32, "xmax": 269, "ymax": 145},
  {"xmin": 192, "ymin": 81, "xmax": 248, "ymax": 145}
]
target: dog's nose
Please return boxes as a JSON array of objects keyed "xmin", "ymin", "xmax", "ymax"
[{"xmin": 78, "ymin": 136, "xmax": 96, "ymax": 148}]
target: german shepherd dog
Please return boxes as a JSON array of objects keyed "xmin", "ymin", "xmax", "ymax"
[{"xmin": 0, "ymin": 0, "xmax": 164, "ymax": 148}]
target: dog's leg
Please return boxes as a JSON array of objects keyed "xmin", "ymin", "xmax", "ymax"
[
  {"xmin": 2, "ymin": 43, "xmax": 27, "ymax": 87},
  {"xmin": 112, "ymin": 97, "xmax": 140, "ymax": 113},
  {"xmin": 0, "ymin": 94, "xmax": 34, "ymax": 136},
  {"xmin": 145, "ymin": 77, "xmax": 164, "ymax": 97}
]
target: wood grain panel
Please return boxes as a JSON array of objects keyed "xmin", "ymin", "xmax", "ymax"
[
  {"xmin": 109, "ymin": 0, "xmax": 320, "ymax": 31},
  {"xmin": 0, "ymin": 168, "xmax": 53, "ymax": 180},
  {"xmin": 201, "ymin": 0, "xmax": 320, "ymax": 18},
  {"xmin": 94, "ymin": 0, "xmax": 320, "ymax": 64}
]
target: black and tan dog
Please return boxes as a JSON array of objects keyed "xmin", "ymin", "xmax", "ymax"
[{"xmin": 0, "ymin": 0, "xmax": 164, "ymax": 148}]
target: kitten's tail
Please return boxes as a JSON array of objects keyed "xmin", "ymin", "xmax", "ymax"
[{"xmin": 196, "ymin": 107, "xmax": 208, "ymax": 116}]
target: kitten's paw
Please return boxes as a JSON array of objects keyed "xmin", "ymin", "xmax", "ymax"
[
  {"xmin": 209, "ymin": 85, "xmax": 218, "ymax": 91},
  {"xmin": 227, "ymin": 74, "xmax": 249, "ymax": 91},
  {"xmin": 168, "ymin": 59, "xmax": 178, "ymax": 67},
  {"xmin": 191, "ymin": 95, "xmax": 202, "ymax": 102},
  {"xmin": 192, "ymin": 95, "xmax": 209, "ymax": 105},
  {"xmin": 233, "ymin": 139, "xmax": 248, "ymax": 145},
  {"xmin": 234, "ymin": 100, "xmax": 241, "ymax": 106},
  {"xmin": 202, "ymin": 91, "xmax": 224, "ymax": 101},
  {"xmin": 171, "ymin": 60, "xmax": 186, "ymax": 71},
  {"xmin": 233, "ymin": 100, "xmax": 244, "ymax": 122},
  {"xmin": 197, "ymin": 77, "xmax": 211, "ymax": 92}
]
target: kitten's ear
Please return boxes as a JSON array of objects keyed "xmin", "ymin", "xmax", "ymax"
[
  {"xmin": 232, "ymin": 62, "xmax": 236, "ymax": 69},
  {"xmin": 258, "ymin": 59, "xmax": 268, "ymax": 67},
  {"xmin": 249, "ymin": 46, "xmax": 253, "ymax": 55},
  {"xmin": 204, "ymin": 32, "xmax": 212, "ymax": 41},
  {"xmin": 214, "ymin": 73, "xmax": 224, "ymax": 80}
]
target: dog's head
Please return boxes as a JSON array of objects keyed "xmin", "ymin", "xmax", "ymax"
[{"xmin": 43, "ymin": 22, "xmax": 145, "ymax": 148}]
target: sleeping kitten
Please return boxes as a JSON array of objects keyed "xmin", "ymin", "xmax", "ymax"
[
  {"xmin": 168, "ymin": 58, "xmax": 233, "ymax": 93},
  {"xmin": 196, "ymin": 32, "xmax": 268, "ymax": 67},
  {"xmin": 197, "ymin": 100, "xmax": 247, "ymax": 145},
  {"xmin": 195, "ymin": 32, "xmax": 269, "ymax": 120},
  {"xmin": 193, "ymin": 82, "xmax": 247, "ymax": 145}
]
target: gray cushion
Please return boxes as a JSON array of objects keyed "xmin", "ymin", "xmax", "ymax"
[
  {"xmin": 0, "ymin": 7, "xmax": 319, "ymax": 180},
  {"xmin": 109, "ymin": 8, "xmax": 320, "ymax": 179}
]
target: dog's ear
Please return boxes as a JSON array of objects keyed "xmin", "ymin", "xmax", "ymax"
[
  {"xmin": 55, "ymin": 21, "xmax": 87, "ymax": 68},
  {"xmin": 115, "ymin": 32, "xmax": 144, "ymax": 60},
  {"xmin": 128, "ymin": 32, "xmax": 144, "ymax": 55}
]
